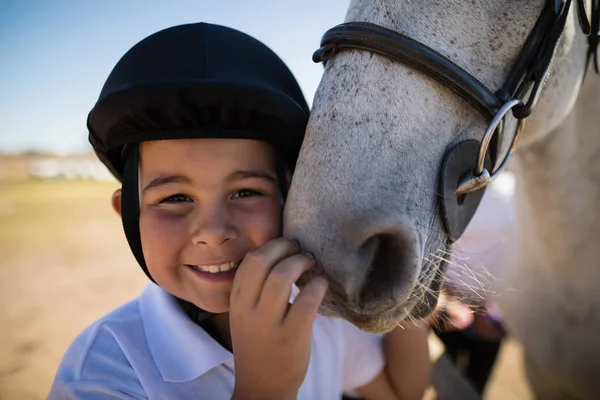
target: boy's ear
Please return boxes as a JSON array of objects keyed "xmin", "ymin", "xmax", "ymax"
[{"xmin": 111, "ymin": 189, "xmax": 123, "ymax": 216}]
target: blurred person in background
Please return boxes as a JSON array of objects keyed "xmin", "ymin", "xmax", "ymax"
[{"xmin": 432, "ymin": 171, "xmax": 515, "ymax": 396}]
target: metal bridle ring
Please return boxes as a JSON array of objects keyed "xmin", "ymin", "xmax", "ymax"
[
  {"xmin": 475, "ymin": 99, "xmax": 523, "ymax": 175},
  {"xmin": 456, "ymin": 99, "xmax": 524, "ymax": 195}
]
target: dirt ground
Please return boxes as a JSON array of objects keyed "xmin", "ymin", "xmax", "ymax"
[{"xmin": 0, "ymin": 180, "xmax": 533, "ymax": 399}]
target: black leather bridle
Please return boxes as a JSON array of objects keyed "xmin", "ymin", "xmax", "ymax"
[{"xmin": 313, "ymin": 0, "xmax": 599, "ymax": 241}]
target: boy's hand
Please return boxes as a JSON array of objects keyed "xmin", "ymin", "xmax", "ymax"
[{"xmin": 229, "ymin": 238, "xmax": 329, "ymax": 400}]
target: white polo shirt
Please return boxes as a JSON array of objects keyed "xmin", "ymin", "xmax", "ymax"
[{"xmin": 48, "ymin": 283, "xmax": 384, "ymax": 399}]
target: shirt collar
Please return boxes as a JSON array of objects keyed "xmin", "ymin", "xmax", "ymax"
[{"xmin": 140, "ymin": 283, "xmax": 233, "ymax": 383}]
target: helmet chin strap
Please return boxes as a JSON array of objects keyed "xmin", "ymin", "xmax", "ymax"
[
  {"xmin": 121, "ymin": 144, "xmax": 214, "ymax": 323},
  {"xmin": 121, "ymin": 145, "xmax": 152, "ymax": 282}
]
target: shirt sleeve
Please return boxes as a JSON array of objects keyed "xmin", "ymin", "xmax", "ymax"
[
  {"xmin": 47, "ymin": 380, "xmax": 145, "ymax": 400},
  {"xmin": 47, "ymin": 323, "xmax": 148, "ymax": 400},
  {"xmin": 340, "ymin": 321, "xmax": 385, "ymax": 393}
]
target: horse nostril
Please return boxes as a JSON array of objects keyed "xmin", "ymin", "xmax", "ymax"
[{"xmin": 357, "ymin": 231, "xmax": 418, "ymax": 311}]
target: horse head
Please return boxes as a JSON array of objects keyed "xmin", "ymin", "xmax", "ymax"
[{"xmin": 284, "ymin": 0, "xmax": 595, "ymax": 332}]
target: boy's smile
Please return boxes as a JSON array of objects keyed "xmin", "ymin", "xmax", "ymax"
[
  {"xmin": 187, "ymin": 260, "xmax": 240, "ymax": 273},
  {"xmin": 186, "ymin": 260, "xmax": 242, "ymax": 282},
  {"xmin": 126, "ymin": 138, "xmax": 283, "ymax": 313}
]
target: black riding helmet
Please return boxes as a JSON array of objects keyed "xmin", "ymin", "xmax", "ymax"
[
  {"xmin": 89, "ymin": 22, "xmax": 308, "ymax": 179},
  {"xmin": 87, "ymin": 22, "xmax": 309, "ymax": 321}
]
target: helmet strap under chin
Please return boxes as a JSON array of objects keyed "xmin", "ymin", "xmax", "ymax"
[
  {"xmin": 121, "ymin": 144, "xmax": 153, "ymax": 282},
  {"xmin": 121, "ymin": 144, "xmax": 215, "ymax": 323}
]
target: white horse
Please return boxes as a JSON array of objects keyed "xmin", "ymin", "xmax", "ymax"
[{"xmin": 284, "ymin": 0, "xmax": 599, "ymax": 398}]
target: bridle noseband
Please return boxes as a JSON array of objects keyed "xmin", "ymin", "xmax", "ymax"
[{"xmin": 313, "ymin": 0, "xmax": 599, "ymax": 241}]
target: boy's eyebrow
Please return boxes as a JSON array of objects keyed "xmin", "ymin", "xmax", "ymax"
[
  {"xmin": 142, "ymin": 171, "xmax": 275, "ymax": 193},
  {"xmin": 227, "ymin": 170, "xmax": 276, "ymax": 182},
  {"xmin": 142, "ymin": 175, "xmax": 193, "ymax": 193}
]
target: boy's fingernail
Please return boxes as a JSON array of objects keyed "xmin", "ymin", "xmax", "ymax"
[{"xmin": 305, "ymin": 252, "xmax": 315, "ymax": 260}]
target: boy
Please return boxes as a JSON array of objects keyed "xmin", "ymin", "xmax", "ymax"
[{"xmin": 48, "ymin": 23, "xmax": 430, "ymax": 399}]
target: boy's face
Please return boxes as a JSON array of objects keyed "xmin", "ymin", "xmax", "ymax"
[{"xmin": 134, "ymin": 138, "xmax": 282, "ymax": 313}]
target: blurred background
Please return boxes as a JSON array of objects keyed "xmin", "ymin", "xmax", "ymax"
[{"xmin": 0, "ymin": 1, "xmax": 530, "ymax": 399}]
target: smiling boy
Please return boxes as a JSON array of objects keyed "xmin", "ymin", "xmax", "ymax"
[
  {"xmin": 47, "ymin": 23, "xmax": 430, "ymax": 400},
  {"xmin": 136, "ymin": 139, "xmax": 284, "ymax": 320}
]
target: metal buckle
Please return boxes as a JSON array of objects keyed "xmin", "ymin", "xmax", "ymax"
[{"xmin": 456, "ymin": 100, "xmax": 525, "ymax": 195}]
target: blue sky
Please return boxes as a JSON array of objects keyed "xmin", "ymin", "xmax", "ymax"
[{"xmin": 0, "ymin": 0, "xmax": 349, "ymax": 154}]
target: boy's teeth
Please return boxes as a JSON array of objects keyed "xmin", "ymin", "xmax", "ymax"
[{"xmin": 193, "ymin": 261, "xmax": 239, "ymax": 273}]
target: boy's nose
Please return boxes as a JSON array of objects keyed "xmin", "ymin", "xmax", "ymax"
[{"xmin": 191, "ymin": 210, "xmax": 238, "ymax": 246}]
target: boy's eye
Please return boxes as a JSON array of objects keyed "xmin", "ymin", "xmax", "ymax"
[
  {"xmin": 159, "ymin": 194, "xmax": 194, "ymax": 204},
  {"xmin": 232, "ymin": 189, "xmax": 262, "ymax": 199}
]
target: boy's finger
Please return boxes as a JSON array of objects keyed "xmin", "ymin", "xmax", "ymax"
[
  {"xmin": 257, "ymin": 253, "xmax": 315, "ymax": 321},
  {"xmin": 231, "ymin": 238, "xmax": 300, "ymax": 307},
  {"xmin": 284, "ymin": 275, "xmax": 330, "ymax": 330}
]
